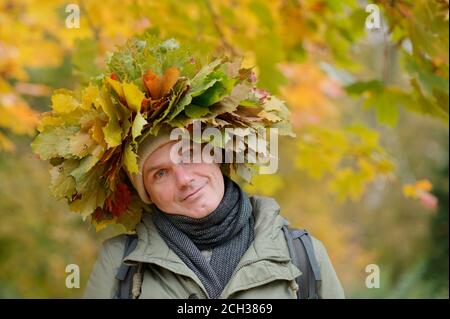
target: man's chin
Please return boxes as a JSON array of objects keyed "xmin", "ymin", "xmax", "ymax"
[{"xmin": 180, "ymin": 203, "xmax": 215, "ymax": 219}]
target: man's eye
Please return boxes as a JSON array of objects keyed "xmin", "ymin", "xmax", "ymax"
[{"xmin": 154, "ymin": 169, "xmax": 168, "ymax": 179}]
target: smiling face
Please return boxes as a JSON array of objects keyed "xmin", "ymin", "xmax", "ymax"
[{"xmin": 142, "ymin": 141, "xmax": 225, "ymax": 218}]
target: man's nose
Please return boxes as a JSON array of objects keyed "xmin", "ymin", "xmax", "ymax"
[{"xmin": 173, "ymin": 165, "xmax": 194, "ymax": 188}]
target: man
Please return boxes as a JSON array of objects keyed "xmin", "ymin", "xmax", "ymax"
[
  {"xmin": 30, "ymin": 35, "xmax": 344, "ymax": 299},
  {"xmin": 84, "ymin": 131, "xmax": 345, "ymax": 299}
]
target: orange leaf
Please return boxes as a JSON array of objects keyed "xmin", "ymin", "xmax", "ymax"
[
  {"xmin": 143, "ymin": 70, "xmax": 162, "ymax": 100},
  {"xmin": 160, "ymin": 67, "xmax": 180, "ymax": 97}
]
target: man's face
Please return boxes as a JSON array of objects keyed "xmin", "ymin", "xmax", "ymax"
[{"xmin": 142, "ymin": 141, "xmax": 225, "ymax": 218}]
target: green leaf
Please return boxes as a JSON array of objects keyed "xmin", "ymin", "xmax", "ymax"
[
  {"xmin": 167, "ymin": 89, "xmax": 193, "ymax": 121},
  {"xmin": 70, "ymin": 188, "xmax": 106, "ymax": 220},
  {"xmin": 345, "ymin": 80, "xmax": 383, "ymax": 95},
  {"xmin": 190, "ymin": 58, "xmax": 224, "ymax": 88},
  {"xmin": 73, "ymin": 163, "xmax": 104, "ymax": 193},
  {"xmin": 190, "ymin": 77, "xmax": 220, "ymax": 98},
  {"xmin": 192, "ymin": 76, "xmax": 235, "ymax": 107},
  {"xmin": 189, "ymin": 65, "xmax": 234, "ymax": 98},
  {"xmin": 106, "ymin": 34, "xmax": 193, "ymax": 83},
  {"xmin": 208, "ymin": 83, "xmax": 252, "ymax": 117},
  {"xmin": 185, "ymin": 104, "xmax": 209, "ymax": 118},
  {"xmin": 239, "ymin": 99, "xmax": 260, "ymax": 107},
  {"xmin": 70, "ymin": 154, "xmax": 101, "ymax": 183},
  {"xmin": 31, "ymin": 126, "xmax": 79, "ymax": 160},
  {"xmin": 49, "ymin": 159, "xmax": 78, "ymax": 198},
  {"xmin": 70, "ymin": 164, "xmax": 107, "ymax": 219},
  {"xmin": 168, "ymin": 59, "xmax": 225, "ymax": 121},
  {"xmin": 364, "ymin": 90, "xmax": 399, "ymax": 126},
  {"xmin": 166, "ymin": 114, "xmax": 192, "ymax": 129}
]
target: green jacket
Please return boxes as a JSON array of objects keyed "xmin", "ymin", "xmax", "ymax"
[{"xmin": 84, "ymin": 196, "xmax": 345, "ymax": 299}]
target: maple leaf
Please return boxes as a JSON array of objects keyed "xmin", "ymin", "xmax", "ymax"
[
  {"xmin": 143, "ymin": 70, "xmax": 162, "ymax": 100},
  {"xmin": 51, "ymin": 92, "xmax": 80, "ymax": 113},
  {"xmin": 105, "ymin": 182, "xmax": 132, "ymax": 217},
  {"xmin": 31, "ymin": 125, "xmax": 79, "ymax": 160},
  {"xmin": 123, "ymin": 82, "xmax": 145, "ymax": 112},
  {"xmin": 49, "ymin": 159, "xmax": 78, "ymax": 199},
  {"xmin": 123, "ymin": 140, "xmax": 139, "ymax": 174},
  {"xmin": 143, "ymin": 66, "xmax": 181, "ymax": 99}
]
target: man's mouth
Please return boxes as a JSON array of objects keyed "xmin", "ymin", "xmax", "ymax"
[{"xmin": 182, "ymin": 183, "xmax": 207, "ymax": 201}]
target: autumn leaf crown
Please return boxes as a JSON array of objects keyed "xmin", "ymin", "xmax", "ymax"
[{"xmin": 31, "ymin": 34, "xmax": 294, "ymax": 231}]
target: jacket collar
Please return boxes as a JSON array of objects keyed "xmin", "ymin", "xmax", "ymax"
[{"xmin": 124, "ymin": 195, "xmax": 300, "ymax": 298}]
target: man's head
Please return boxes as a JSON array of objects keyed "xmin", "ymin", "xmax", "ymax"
[
  {"xmin": 142, "ymin": 140, "xmax": 225, "ymax": 218},
  {"xmin": 128, "ymin": 131, "xmax": 225, "ymax": 218}
]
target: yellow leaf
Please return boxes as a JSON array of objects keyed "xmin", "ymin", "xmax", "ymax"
[
  {"xmin": 102, "ymin": 120, "xmax": 122, "ymax": 148},
  {"xmin": 124, "ymin": 141, "xmax": 139, "ymax": 174},
  {"xmin": 106, "ymin": 77, "xmax": 125, "ymax": 100},
  {"xmin": 37, "ymin": 115, "xmax": 64, "ymax": 132},
  {"xmin": 93, "ymin": 216, "xmax": 117, "ymax": 232},
  {"xmin": 89, "ymin": 120, "xmax": 105, "ymax": 144},
  {"xmin": 123, "ymin": 82, "xmax": 145, "ymax": 112},
  {"xmin": 82, "ymin": 84, "xmax": 101, "ymax": 110},
  {"xmin": 51, "ymin": 93, "xmax": 80, "ymax": 113},
  {"xmin": 98, "ymin": 87, "xmax": 122, "ymax": 148},
  {"xmin": 132, "ymin": 111, "xmax": 147, "ymax": 141}
]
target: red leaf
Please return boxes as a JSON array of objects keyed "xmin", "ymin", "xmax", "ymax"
[
  {"xmin": 141, "ymin": 98, "xmax": 151, "ymax": 112},
  {"xmin": 105, "ymin": 183, "xmax": 132, "ymax": 217}
]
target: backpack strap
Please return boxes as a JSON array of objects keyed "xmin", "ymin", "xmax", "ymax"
[
  {"xmin": 114, "ymin": 234, "xmax": 140, "ymax": 299},
  {"xmin": 282, "ymin": 226, "xmax": 322, "ymax": 299}
]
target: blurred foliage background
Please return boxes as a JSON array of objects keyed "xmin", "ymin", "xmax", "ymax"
[{"xmin": 0, "ymin": 0, "xmax": 448, "ymax": 298}]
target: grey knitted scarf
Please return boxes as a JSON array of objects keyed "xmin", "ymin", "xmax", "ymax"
[{"xmin": 151, "ymin": 175, "xmax": 254, "ymax": 299}]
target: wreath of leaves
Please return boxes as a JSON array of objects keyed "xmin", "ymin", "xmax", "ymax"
[{"xmin": 32, "ymin": 34, "xmax": 294, "ymax": 231}]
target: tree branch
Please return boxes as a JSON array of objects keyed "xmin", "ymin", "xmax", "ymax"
[{"xmin": 203, "ymin": 0, "xmax": 239, "ymax": 57}]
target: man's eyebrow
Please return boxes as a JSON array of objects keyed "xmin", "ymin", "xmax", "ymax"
[{"xmin": 145, "ymin": 164, "xmax": 165, "ymax": 174}]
